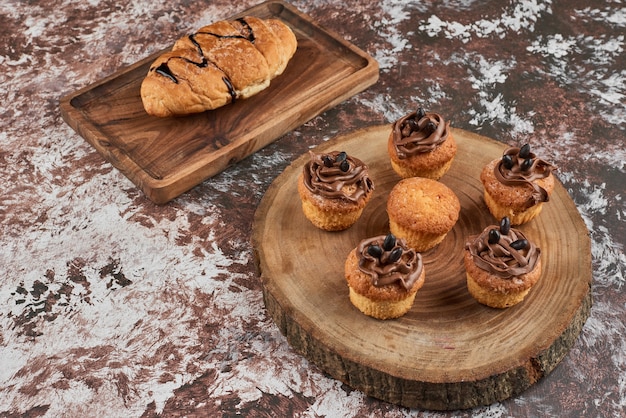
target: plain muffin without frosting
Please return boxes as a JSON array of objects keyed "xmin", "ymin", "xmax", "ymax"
[{"xmin": 386, "ymin": 177, "xmax": 460, "ymax": 252}]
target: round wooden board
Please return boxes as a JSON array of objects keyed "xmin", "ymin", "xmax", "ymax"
[{"xmin": 252, "ymin": 125, "xmax": 592, "ymax": 410}]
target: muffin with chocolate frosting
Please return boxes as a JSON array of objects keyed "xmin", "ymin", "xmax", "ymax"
[
  {"xmin": 388, "ymin": 106, "xmax": 457, "ymax": 180},
  {"xmin": 387, "ymin": 177, "xmax": 460, "ymax": 252},
  {"xmin": 297, "ymin": 150, "xmax": 374, "ymax": 231},
  {"xmin": 464, "ymin": 217, "xmax": 542, "ymax": 308},
  {"xmin": 345, "ymin": 233, "xmax": 425, "ymax": 319},
  {"xmin": 481, "ymin": 143, "xmax": 556, "ymax": 225}
]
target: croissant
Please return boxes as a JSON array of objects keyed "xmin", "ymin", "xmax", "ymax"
[{"xmin": 140, "ymin": 16, "xmax": 298, "ymax": 117}]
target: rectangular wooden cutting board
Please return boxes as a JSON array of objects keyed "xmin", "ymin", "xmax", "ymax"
[{"xmin": 59, "ymin": 0, "xmax": 379, "ymax": 204}]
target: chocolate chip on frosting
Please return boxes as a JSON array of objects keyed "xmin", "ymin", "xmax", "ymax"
[
  {"xmin": 301, "ymin": 150, "xmax": 374, "ymax": 203},
  {"xmin": 465, "ymin": 217, "xmax": 540, "ymax": 278},
  {"xmin": 357, "ymin": 233, "xmax": 423, "ymax": 290},
  {"xmin": 494, "ymin": 144, "xmax": 556, "ymax": 207},
  {"xmin": 391, "ymin": 108, "xmax": 451, "ymax": 159}
]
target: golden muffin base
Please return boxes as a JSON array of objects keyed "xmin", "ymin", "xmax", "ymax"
[
  {"xmin": 345, "ymin": 249, "xmax": 425, "ymax": 319},
  {"xmin": 463, "ymin": 251, "xmax": 542, "ymax": 308},
  {"xmin": 483, "ymin": 191, "xmax": 545, "ymax": 225},
  {"xmin": 386, "ymin": 177, "xmax": 460, "ymax": 252},
  {"xmin": 387, "ymin": 131, "xmax": 457, "ymax": 180},
  {"xmin": 480, "ymin": 158, "xmax": 555, "ymax": 225},
  {"xmin": 388, "ymin": 220, "xmax": 448, "ymax": 252},
  {"xmin": 348, "ymin": 288, "xmax": 418, "ymax": 320},
  {"xmin": 297, "ymin": 173, "xmax": 371, "ymax": 231}
]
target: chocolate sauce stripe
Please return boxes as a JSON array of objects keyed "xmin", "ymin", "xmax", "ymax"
[{"xmin": 151, "ymin": 17, "xmax": 260, "ymax": 103}]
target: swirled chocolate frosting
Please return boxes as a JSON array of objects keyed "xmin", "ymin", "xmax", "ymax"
[
  {"xmin": 392, "ymin": 107, "xmax": 451, "ymax": 159},
  {"xmin": 466, "ymin": 217, "xmax": 540, "ymax": 279},
  {"xmin": 357, "ymin": 234, "xmax": 423, "ymax": 291},
  {"xmin": 494, "ymin": 144, "xmax": 556, "ymax": 206},
  {"xmin": 302, "ymin": 150, "xmax": 374, "ymax": 203}
]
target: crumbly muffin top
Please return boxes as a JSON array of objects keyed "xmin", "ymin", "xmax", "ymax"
[{"xmin": 387, "ymin": 177, "xmax": 460, "ymax": 234}]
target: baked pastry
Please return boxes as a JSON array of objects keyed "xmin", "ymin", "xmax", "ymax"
[
  {"xmin": 464, "ymin": 217, "xmax": 542, "ymax": 308},
  {"xmin": 297, "ymin": 150, "xmax": 374, "ymax": 231},
  {"xmin": 387, "ymin": 177, "xmax": 460, "ymax": 251},
  {"xmin": 388, "ymin": 106, "xmax": 457, "ymax": 179},
  {"xmin": 345, "ymin": 233, "xmax": 425, "ymax": 319},
  {"xmin": 141, "ymin": 16, "xmax": 298, "ymax": 117},
  {"xmin": 481, "ymin": 143, "xmax": 556, "ymax": 225}
]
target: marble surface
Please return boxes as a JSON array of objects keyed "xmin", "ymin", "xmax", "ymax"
[{"xmin": 1, "ymin": 0, "xmax": 624, "ymax": 416}]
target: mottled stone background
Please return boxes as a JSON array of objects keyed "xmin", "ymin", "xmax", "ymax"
[{"xmin": 1, "ymin": 0, "xmax": 624, "ymax": 417}]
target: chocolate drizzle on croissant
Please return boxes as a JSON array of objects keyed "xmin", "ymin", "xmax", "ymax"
[
  {"xmin": 141, "ymin": 16, "xmax": 298, "ymax": 117},
  {"xmin": 150, "ymin": 18, "xmax": 255, "ymax": 101}
]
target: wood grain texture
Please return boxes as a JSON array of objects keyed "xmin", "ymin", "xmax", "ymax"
[
  {"xmin": 59, "ymin": 1, "xmax": 379, "ymax": 204},
  {"xmin": 252, "ymin": 125, "xmax": 592, "ymax": 410}
]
